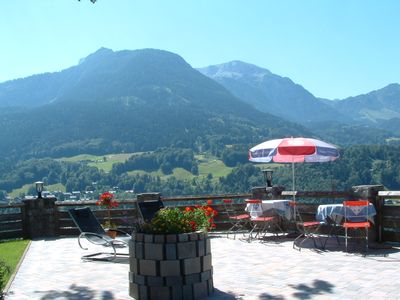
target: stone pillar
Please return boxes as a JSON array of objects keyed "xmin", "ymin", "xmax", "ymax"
[
  {"xmin": 350, "ymin": 185, "xmax": 384, "ymax": 242},
  {"xmin": 22, "ymin": 197, "xmax": 57, "ymax": 239}
]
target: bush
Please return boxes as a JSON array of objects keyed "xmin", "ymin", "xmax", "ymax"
[{"xmin": 0, "ymin": 260, "xmax": 11, "ymax": 299}]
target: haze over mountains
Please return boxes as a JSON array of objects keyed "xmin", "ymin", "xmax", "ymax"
[
  {"xmin": 0, "ymin": 47, "xmax": 399, "ymax": 161},
  {"xmin": 198, "ymin": 61, "xmax": 400, "ymax": 129}
]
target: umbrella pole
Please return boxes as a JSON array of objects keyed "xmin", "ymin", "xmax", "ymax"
[{"xmin": 292, "ymin": 161, "xmax": 296, "ymax": 220}]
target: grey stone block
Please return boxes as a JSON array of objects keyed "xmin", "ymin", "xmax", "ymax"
[
  {"xmin": 165, "ymin": 276, "xmax": 183, "ymax": 286},
  {"xmin": 136, "ymin": 233, "xmax": 144, "ymax": 242},
  {"xmin": 177, "ymin": 241, "xmax": 196, "ymax": 259},
  {"xmin": 184, "ymin": 273, "xmax": 201, "ymax": 285},
  {"xmin": 171, "ymin": 286, "xmax": 183, "ymax": 300},
  {"xmin": 182, "ymin": 284, "xmax": 194, "ymax": 300},
  {"xmin": 130, "ymin": 257, "xmax": 138, "ymax": 273},
  {"xmin": 197, "ymin": 232, "xmax": 204, "ymax": 240},
  {"xmin": 145, "ymin": 242, "xmax": 164, "ymax": 260},
  {"xmin": 207, "ymin": 278, "xmax": 214, "ymax": 295},
  {"xmin": 165, "ymin": 243, "xmax": 177, "ymax": 260},
  {"xmin": 139, "ymin": 259, "xmax": 157, "ymax": 276},
  {"xmin": 133, "ymin": 274, "xmax": 146, "ymax": 285},
  {"xmin": 147, "ymin": 275, "xmax": 164, "ymax": 287},
  {"xmin": 202, "ymin": 254, "xmax": 212, "ymax": 272},
  {"xmin": 129, "ymin": 240, "xmax": 136, "ymax": 258},
  {"xmin": 189, "ymin": 232, "xmax": 198, "ymax": 241},
  {"xmin": 154, "ymin": 234, "xmax": 165, "ymax": 243},
  {"xmin": 160, "ymin": 260, "xmax": 181, "ymax": 277},
  {"xmin": 135, "ymin": 242, "xmax": 144, "ymax": 259},
  {"xmin": 183, "ymin": 257, "xmax": 201, "ymax": 275},
  {"xmin": 200, "ymin": 270, "xmax": 212, "ymax": 281},
  {"xmin": 149, "ymin": 286, "xmax": 170, "ymax": 300},
  {"xmin": 166, "ymin": 234, "xmax": 177, "ymax": 243},
  {"xmin": 196, "ymin": 240, "xmax": 205, "ymax": 256},
  {"xmin": 193, "ymin": 281, "xmax": 208, "ymax": 299},
  {"xmin": 139, "ymin": 285, "xmax": 148, "ymax": 300},
  {"xmin": 144, "ymin": 234, "xmax": 154, "ymax": 243},
  {"xmin": 129, "ymin": 282, "xmax": 139, "ymax": 300},
  {"xmin": 178, "ymin": 233, "xmax": 189, "ymax": 242},
  {"xmin": 205, "ymin": 238, "xmax": 211, "ymax": 254}
]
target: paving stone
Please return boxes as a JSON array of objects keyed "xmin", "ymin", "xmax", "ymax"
[{"xmin": 5, "ymin": 235, "xmax": 400, "ymax": 300}]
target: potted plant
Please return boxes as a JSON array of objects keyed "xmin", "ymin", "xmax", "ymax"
[
  {"xmin": 129, "ymin": 204, "xmax": 217, "ymax": 300},
  {"xmin": 96, "ymin": 191, "xmax": 119, "ymax": 238}
]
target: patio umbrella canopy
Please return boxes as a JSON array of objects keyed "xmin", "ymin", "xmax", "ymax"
[{"xmin": 248, "ymin": 137, "xmax": 340, "ymax": 204}]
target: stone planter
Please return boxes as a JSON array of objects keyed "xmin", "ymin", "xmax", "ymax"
[{"xmin": 129, "ymin": 231, "xmax": 213, "ymax": 300}]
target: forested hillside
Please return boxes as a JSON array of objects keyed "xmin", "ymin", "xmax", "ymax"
[{"xmin": 0, "ymin": 48, "xmax": 400, "ymax": 200}]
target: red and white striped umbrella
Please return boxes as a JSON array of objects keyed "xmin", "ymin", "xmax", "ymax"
[
  {"xmin": 248, "ymin": 137, "xmax": 339, "ymax": 164},
  {"xmin": 248, "ymin": 137, "xmax": 339, "ymax": 204}
]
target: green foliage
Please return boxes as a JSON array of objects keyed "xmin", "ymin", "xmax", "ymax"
[
  {"xmin": 141, "ymin": 206, "xmax": 217, "ymax": 234},
  {"xmin": 0, "ymin": 240, "xmax": 29, "ymax": 296},
  {"xmin": 0, "ymin": 260, "xmax": 11, "ymax": 295}
]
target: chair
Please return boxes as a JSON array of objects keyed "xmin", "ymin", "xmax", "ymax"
[
  {"xmin": 291, "ymin": 201, "xmax": 325, "ymax": 251},
  {"xmin": 342, "ymin": 200, "xmax": 371, "ymax": 252},
  {"xmin": 245, "ymin": 199, "xmax": 281, "ymax": 240},
  {"xmin": 136, "ymin": 198, "xmax": 164, "ymax": 225},
  {"xmin": 68, "ymin": 207, "xmax": 131, "ymax": 261},
  {"xmin": 222, "ymin": 199, "xmax": 251, "ymax": 239}
]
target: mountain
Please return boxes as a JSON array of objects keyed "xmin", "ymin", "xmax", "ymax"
[
  {"xmin": 0, "ymin": 48, "xmax": 310, "ymax": 160},
  {"xmin": 329, "ymin": 83, "xmax": 400, "ymax": 128},
  {"xmin": 197, "ymin": 61, "xmax": 347, "ymax": 125}
]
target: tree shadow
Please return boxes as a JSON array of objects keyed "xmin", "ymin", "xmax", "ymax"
[
  {"xmin": 257, "ymin": 279, "xmax": 334, "ymax": 300},
  {"xmin": 36, "ymin": 284, "xmax": 115, "ymax": 300},
  {"xmin": 289, "ymin": 279, "xmax": 334, "ymax": 299}
]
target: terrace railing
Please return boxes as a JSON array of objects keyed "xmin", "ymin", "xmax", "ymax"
[{"xmin": 1, "ymin": 185, "xmax": 400, "ymax": 243}]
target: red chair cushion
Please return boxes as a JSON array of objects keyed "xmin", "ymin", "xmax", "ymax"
[
  {"xmin": 343, "ymin": 221, "xmax": 370, "ymax": 228},
  {"xmin": 231, "ymin": 214, "xmax": 250, "ymax": 220}
]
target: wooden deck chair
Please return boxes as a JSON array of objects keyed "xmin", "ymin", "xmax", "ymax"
[
  {"xmin": 222, "ymin": 199, "xmax": 251, "ymax": 239},
  {"xmin": 68, "ymin": 207, "xmax": 131, "ymax": 261},
  {"xmin": 245, "ymin": 199, "xmax": 281, "ymax": 240},
  {"xmin": 343, "ymin": 200, "xmax": 371, "ymax": 252}
]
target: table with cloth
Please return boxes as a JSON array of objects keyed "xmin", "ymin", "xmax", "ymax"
[
  {"xmin": 245, "ymin": 199, "xmax": 292, "ymax": 221},
  {"xmin": 316, "ymin": 203, "xmax": 377, "ymax": 224}
]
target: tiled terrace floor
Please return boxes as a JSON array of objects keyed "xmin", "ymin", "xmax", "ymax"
[{"xmin": 4, "ymin": 233, "xmax": 400, "ymax": 300}]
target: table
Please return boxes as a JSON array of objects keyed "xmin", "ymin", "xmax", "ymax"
[
  {"xmin": 316, "ymin": 203, "xmax": 377, "ymax": 224},
  {"xmin": 245, "ymin": 199, "xmax": 292, "ymax": 220}
]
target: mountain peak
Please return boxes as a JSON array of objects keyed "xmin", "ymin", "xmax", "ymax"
[
  {"xmin": 79, "ymin": 47, "xmax": 113, "ymax": 64},
  {"xmin": 197, "ymin": 60, "xmax": 271, "ymax": 80}
]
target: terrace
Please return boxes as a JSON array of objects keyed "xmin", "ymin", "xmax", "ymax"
[{"xmin": 2, "ymin": 185, "xmax": 400, "ymax": 299}]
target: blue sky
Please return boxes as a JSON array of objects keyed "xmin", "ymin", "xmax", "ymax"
[{"xmin": 1, "ymin": 0, "xmax": 399, "ymax": 99}]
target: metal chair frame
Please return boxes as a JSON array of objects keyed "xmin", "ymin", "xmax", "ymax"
[
  {"xmin": 69, "ymin": 207, "xmax": 131, "ymax": 261},
  {"xmin": 245, "ymin": 199, "xmax": 282, "ymax": 240},
  {"xmin": 222, "ymin": 199, "xmax": 251, "ymax": 239},
  {"xmin": 291, "ymin": 201, "xmax": 325, "ymax": 251},
  {"xmin": 343, "ymin": 200, "xmax": 371, "ymax": 252}
]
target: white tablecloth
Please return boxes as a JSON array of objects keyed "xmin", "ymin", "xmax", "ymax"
[
  {"xmin": 245, "ymin": 200, "xmax": 292, "ymax": 220},
  {"xmin": 316, "ymin": 203, "xmax": 376, "ymax": 224}
]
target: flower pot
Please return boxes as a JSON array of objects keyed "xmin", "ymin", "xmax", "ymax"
[
  {"xmin": 106, "ymin": 229, "xmax": 117, "ymax": 239},
  {"xmin": 129, "ymin": 231, "xmax": 213, "ymax": 300}
]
